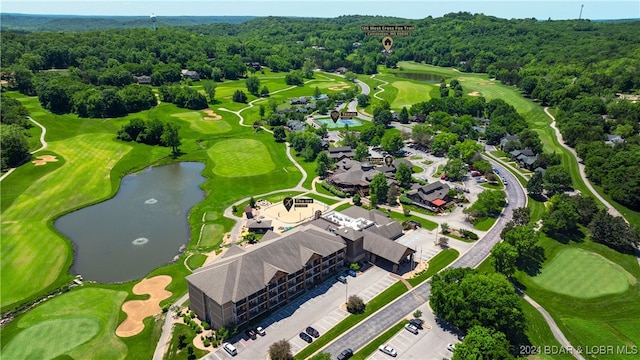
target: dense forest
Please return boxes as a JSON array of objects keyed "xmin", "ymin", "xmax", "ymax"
[{"xmin": 1, "ymin": 12, "xmax": 639, "ymax": 209}]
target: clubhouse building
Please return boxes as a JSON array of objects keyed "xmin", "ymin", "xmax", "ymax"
[{"xmin": 187, "ymin": 207, "xmax": 414, "ymax": 328}]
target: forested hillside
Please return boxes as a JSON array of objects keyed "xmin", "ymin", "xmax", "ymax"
[{"xmin": 1, "ymin": 12, "xmax": 639, "ymax": 210}]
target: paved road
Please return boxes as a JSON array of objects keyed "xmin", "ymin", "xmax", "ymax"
[{"xmin": 324, "ymin": 161, "xmax": 525, "ymax": 358}]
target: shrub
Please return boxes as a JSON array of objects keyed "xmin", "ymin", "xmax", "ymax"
[
  {"xmin": 346, "ymin": 295, "xmax": 366, "ymax": 314},
  {"xmin": 403, "ymin": 208, "xmax": 411, "ymax": 216},
  {"xmin": 399, "ymin": 194, "xmax": 413, "ymax": 205},
  {"xmin": 349, "ymin": 262, "xmax": 360, "ymax": 271},
  {"xmin": 413, "ymin": 309, "xmax": 423, "ymax": 318},
  {"xmin": 460, "ymin": 229, "xmax": 479, "ymax": 240},
  {"xmin": 202, "ymin": 321, "xmax": 211, "ymax": 330},
  {"xmin": 321, "ymin": 181, "xmax": 347, "ymax": 198},
  {"xmin": 190, "ymin": 311, "xmax": 196, "ymax": 318}
]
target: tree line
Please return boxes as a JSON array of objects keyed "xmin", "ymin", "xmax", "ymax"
[{"xmin": 0, "ymin": 95, "xmax": 32, "ymax": 169}]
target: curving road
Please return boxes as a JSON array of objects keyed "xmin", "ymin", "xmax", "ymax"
[{"xmin": 545, "ymin": 107, "xmax": 625, "ymax": 221}]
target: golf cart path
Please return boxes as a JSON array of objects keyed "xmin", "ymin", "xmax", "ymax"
[
  {"xmin": 544, "ymin": 107, "xmax": 625, "ymax": 221},
  {"xmin": 0, "ymin": 116, "xmax": 48, "ymax": 182}
]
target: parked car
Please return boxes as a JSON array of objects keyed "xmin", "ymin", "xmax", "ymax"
[
  {"xmin": 347, "ymin": 269, "xmax": 357, "ymax": 277},
  {"xmin": 223, "ymin": 343, "xmax": 237, "ymax": 356},
  {"xmin": 337, "ymin": 275, "xmax": 347, "ymax": 283},
  {"xmin": 256, "ymin": 326, "xmax": 266, "ymax": 336},
  {"xmin": 306, "ymin": 326, "xmax": 320, "ymax": 338},
  {"xmin": 447, "ymin": 343, "xmax": 456, "ymax": 352},
  {"xmin": 299, "ymin": 332, "xmax": 313, "ymax": 343},
  {"xmin": 245, "ymin": 328, "xmax": 257, "ymax": 340},
  {"xmin": 471, "ymin": 171, "xmax": 482, "ymax": 177},
  {"xmin": 409, "ymin": 318, "xmax": 424, "ymax": 329},
  {"xmin": 337, "ymin": 348, "xmax": 353, "ymax": 360},
  {"xmin": 379, "ymin": 344, "xmax": 397, "ymax": 357},
  {"xmin": 475, "ymin": 177, "xmax": 487, "ymax": 183},
  {"xmin": 404, "ymin": 323, "xmax": 419, "ymax": 334},
  {"xmin": 494, "ymin": 168, "xmax": 500, "ymax": 174}
]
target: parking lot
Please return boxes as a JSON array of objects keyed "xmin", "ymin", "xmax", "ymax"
[
  {"xmin": 204, "ymin": 266, "xmax": 400, "ymax": 360},
  {"xmin": 366, "ymin": 302, "xmax": 460, "ymax": 360}
]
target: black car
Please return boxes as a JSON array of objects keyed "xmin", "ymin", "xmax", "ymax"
[
  {"xmin": 306, "ymin": 326, "xmax": 320, "ymax": 338},
  {"xmin": 245, "ymin": 328, "xmax": 257, "ymax": 340},
  {"xmin": 299, "ymin": 332, "xmax": 313, "ymax": 343},
  {"xmin": 409, "ymin": 318, "xmax": 424, "ymax": 329},
  {"xmin": 337, "ymin": 348, "xmax": 353, "ymax": 360}
]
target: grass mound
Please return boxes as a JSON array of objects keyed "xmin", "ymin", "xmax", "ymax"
[
  {"xmin": 532, "ymin": 248, "xmax": 634, "ymax": 298},
  {"xmin": 208, "ymin": 139, "xmax": 275, "ymax": 177}
]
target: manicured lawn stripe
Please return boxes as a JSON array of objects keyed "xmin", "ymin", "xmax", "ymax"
[
  {"xmin": 208, "ymin": 139, "xmax": 276, "ymax": 177},
  {"xmin": 473, "ymin": 217, "xmax": 497, "ymax": 231}
]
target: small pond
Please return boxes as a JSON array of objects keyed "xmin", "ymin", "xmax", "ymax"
[
  {"xmin": 391, "ymin": 72, "xmax": 442, "ymax": 83},
  {"xmin": 55, "ymin": 162, "xmax": 206, "ymax": 283}
]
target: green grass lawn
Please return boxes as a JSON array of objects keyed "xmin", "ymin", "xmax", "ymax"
[
  {"xmin": 351, "ymin": 320, "xmax": 408, "ymax": 360},
  {"xmin": 186, "ymin": 254, "xmax": 208, "ymax": 271},
  {"xmin": 304, "ymin": 193, "xmax": 340, "ymax": 206},
  {"xmin": 208, "ymin": 139, "xmax": 276, "ymax": 177},
  {"xmin": 1, "ymin": 287, "xmax": 129, "ymax": 360},
  {"xmin": 389, "ymin": 80, "xmax": 433, "ymax": 110},
  {"xmin": 531, "ymin": 248, "xmax": 634, "ymax": 299},
  {"xmin": 387, "ymin": 209, "xmax": 438, "ymax": 230},
  {"xmin": 170, "ymin": 110, "xmax": 233, "ymax": 134},
  {"xmin": 163, "ymin": 323, "xmax": 208, "ymax": 360},
  {"xmin": 199, "ymin": 224, "xmax": 225, "ymax": 249},
  {"xmin": 472, "ymin": 216, "xmax": 497, "ymax": 231}
]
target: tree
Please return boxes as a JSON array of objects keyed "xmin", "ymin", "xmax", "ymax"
[
  {"xmin": 357, "ymin": 93, "xmax": 369, "ymax": 107},
  {"xmin": 412, "ymin": 124, "xmax": 433, "ymax": 147},
  {"xmin": 344, "ymin": 72, "xmax": 357, "ymax": 82},
  {"xmin": 503, "ymin": 225, "xmax": 539, "ymax": 261},
  {"xmin": 316, "ymin": 151, "xmax": 332, "ymax": 177},
  {"xmin": 0, "ymin": 124, "xmax": 30, "ymax": 169},
  {"xmin": 512, "ymin": 207, "xmax": 531, "ymax": 226},
  {"xmin": 373, "ymin": 109, "xmax": 392, "ymax": 127},
  {"xmin": 203, "ymin": 82, "xmax": 217, "ymax": 103},
  {"xmin": 352, "ymin": 194, "xmax": 361, "ymax": 205},
  {"xmin": 589, "ymin": 210, "xmax": 639, "ymax": 253},
  {"xmin": 387, "ymin": 185, "xmax": 399, "ymax": 205},
  {"xmin": 249, "ymin": 196, "xmax": 256, "ymax": 208},
  {"xmin": 381, "ymin": 132, "xmax": 404, "ymax": 155},
  {"xmin": 232, "ymin": 89, "xmax": 247, "ymax": 103},
  {"xmin": 246, "ymin": 75, "xmax": 260, "ymax": 96},
  {"xmin": 491, "ymin": 242, "xmax": 518, "ymax": 277},
  {"xmin": 259, "ymin": 104, "xmax": 266, "ymax": 119},
  {"xmin": 430, "ymin": 268, "xmax": 526, "ymax": 346},
  {"xmin": 369, "ymin": 172, "xmax": 389, "ymax": 205},
  {"xmin": 284, "ymin": 70, "xmax": 304, "ymax": 85},
  {"xmin": 443, "ymin": 158, "xmax": 466, "ymax": 181},
  {"xmin": 413, "ymin": 309, "xmax": 423, "ymax": 318},
  {"xmin": 518, "ymin": 129, "xmax": 543, "ymax": 154},
  {"xmin": 354, "ymin": 143, "xmax": 369, "ymax": 161},
  {"xmin": 542, "ymin": 195, "xmax": 579, "ymax": 234},
  {"xmin": 449, "ymin": 140, "xmax": 483, "ymax": 164},
  {"xmin": 453, "ymin": 326, "xmax": 514, "ymax": 360},
  {"xmin": 527, "ymin": 170, "xmax": 544, "ymax": 196},
  {"xmin": 430, "ymin": 132, "xmax": 458, "ymax": 155},
  {"xmin": 313, "ymin": 86, "xmax": 321, "ymax": 98},
  {"xmin": 346, "ymin": 295, "xmax": 365, "ymax": 314},
  {"xmin": 399, "ymin": 106, "xmax": 410, "ymax": 124},
  {"xmin": 161, "ymin": 122, "xmax": 181, "ymax": 154},
  {"xmin": 395, "ymin": 162, "xmax": 413, "ymax": 188},
  {"xmin": 243, "ymin": 232, "xmax": 258, "ymax": 244},
  {"xmin": 439, "ymin": 81, "xmax": 449, "ymax": 98},
  {"xmin": 464, "ymin": 190, "xmax": 506, "ymax": 218},
  {"xmin": 269, "ymin": 340, "xmax": 294, "ymax": 360},
  {"xmin": 543, "ymin": 165, "xmax": 572, "ymax": 196},
  {"xmin": 273, "ymin": 126, "xmax": 286, "ymax": 142}
]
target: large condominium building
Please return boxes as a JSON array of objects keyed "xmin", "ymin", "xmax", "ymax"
[{"xmin": 187, "ymin": 208, "xmax": 414, "ymax": 329}]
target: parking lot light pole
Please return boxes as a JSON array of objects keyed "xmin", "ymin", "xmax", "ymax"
[{"xmin": 345, "ymin": 282, "xmax": 348, "ymax": 305}]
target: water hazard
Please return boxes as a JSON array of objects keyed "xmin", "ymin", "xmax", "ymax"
[{"xmin": 55, "ymin": 162, "xmax": 206, "ymax": 283}]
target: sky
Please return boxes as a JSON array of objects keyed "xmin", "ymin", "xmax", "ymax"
[{"xmin": 1, "ymin": 0, "xmax": 639, "ymax": 20}]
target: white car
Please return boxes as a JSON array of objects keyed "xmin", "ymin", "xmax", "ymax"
[
  {"xmin": 404, "ymin": 323, "xmax": 419, "ymax": 334},
  {"xmin": 223, "ymin": 342, "xmax": 237, "ymax": 356},
  {"xmin": 256, "ymin": 326, "xmax": 265, "ymax": 336},
  {"xmin": 379, "ymin": 344, "xmax": 397, "ymax": 357},
  {"xmin": 447, "ymin": 343, "xmax": 456, "ymax": 352}
]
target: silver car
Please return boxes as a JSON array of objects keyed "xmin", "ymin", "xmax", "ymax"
[
  {"xmin": 404, "ymin": 323, "xmax": 419, "ymax": 334},
  {"xmin": 379, "ymin": 344, "xmax": 397, "ymax": 357}
]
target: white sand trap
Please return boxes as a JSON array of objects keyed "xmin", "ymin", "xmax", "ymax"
[{"xmin": 32, "ymin": 155, "xmax": 58, "ymax": 166}]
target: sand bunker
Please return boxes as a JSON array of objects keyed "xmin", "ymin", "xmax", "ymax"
[
  {"xmin": 328, "ymin": 85, "xmax": 351, "ymax": 91},
  {"xmin": 203, "ymin": 109, "xmax": 222, "ymax": 121},
  {"xmin": 116, "ymin": 275, "xmax": 172, "ymax": 337},
  {"xmin": 468, "ymin": 91, "xmax": 480, "ymax": 96},
  {"xmin": 32, "ymin": 155, "xmax": 58, "ymax": 166}
]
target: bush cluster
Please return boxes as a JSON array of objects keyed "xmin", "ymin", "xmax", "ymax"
[{"xmin": 321, "ymin": 181, "xmax": 347, "ymax": 198}]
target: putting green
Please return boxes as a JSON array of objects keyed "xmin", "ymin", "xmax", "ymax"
[
  {"xmin": 532, "ymin": 248, "xmax": 634, "ymax": 298},
  {"xmin": 2, "ymin": 318, "xmax": 101, "ymax": 359},
  {"xmin": 171, "ymin": 111, "xmax": 232, "ymax": 134},
  {"xmin": 391, "ymin": 81, "xmax": 432, "ymax": 109},
  {"xmin": 1, "ymin": 133, "xmax": 131, "ymax": 308},
  {"xmin": 207, "ymin": 139, "xmax": 275, "ymax": 177},
  {"xmin": 200, "ymin": 224, "xmax": 224, "ymax": 248},
  {"xmin": 4, "ymin": 287, "xmax": 128, "ymax": 359}
]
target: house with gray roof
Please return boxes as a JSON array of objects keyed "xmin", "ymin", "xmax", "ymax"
[
  {"xmin": 406, "ymin": 181, "xmax": 451, "ymax": 212},
  {"xmin": 247, "ymin": 220, "xmax": 273, "ymax": 234},
  {"xmin": 181, "ymin": 69, "xmax": 200, "ymax": 81},
  {"xmin": 328, "ymin": 146, "xmax": 355, "ymax": 161},
  {"xmin": 286, "ymin": 120, "xmax": 307, "ymax": 133},
  {"xmin": 605, "ymin": 134, "xmax": 625, "ymax": 146},
  {"xmin": 499, "ymin": 134, "xmax": 520, "ymax": 149}
]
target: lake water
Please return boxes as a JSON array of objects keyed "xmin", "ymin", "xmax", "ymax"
[
  {"xmin": 55, "ymin": 162, "xmax": 206, "ymax": 283},
  {"xmin": 391, "ymin": 72, "xmax": 442, "ymax": 83}
]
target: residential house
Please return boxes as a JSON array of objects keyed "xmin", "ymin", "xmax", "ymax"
[
  {"xmin": 605, "ymin": 134, "xmax": 625, "ymax": 146},
  {"xmin": 246, "ymin": 220, "xmax": 273, "ymax": 234},
  {"xmin": 327, "ymin": 146, "xmax": 355, "ymax": 161},
  {"xmin": 352, "ymin": 42, "xmax": 362, "ymax": 48},
  {"xmin": 135, "ymin": 75, "xmax": 152, "ymax": 84},
  {"xmin": 499, "ymin": 134, "xmax": 520, "ymax": 150},
  {"xmin": 181, "ymin": 70, "xmax": 200, "ymax": 81},
  {"xmin": 335, "ymin": 67, "xmax": 348, "ymax": 75},
  {"xmin": 406, "ymin": 181, "xmax": 451, "ymax": 212},
  {"xmin": 286, "ymin": 120, "xmax": 307, "ymax": 133},
  {"xmin": 290, "ymin": 97, "xmax": 308, "ymax": 105},
  {"xmin": 509, "ymin": 149, "xmax": 538, "ymax": 170}
]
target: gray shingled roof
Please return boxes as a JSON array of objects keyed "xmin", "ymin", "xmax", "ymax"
[
  {"xmin": 340, "ymin": 207, "xmax": 392, "ymax": 226},
  {"xmin": 247, "ymin": 220, "xmax": 273, "ymax": 229},
  {"xmin": 363, "ymin": 230, "xmax": 414, "ymax": 264},
  {"xmin": 187, "ymin": 225, "xmax": 346, "ymax": 304},
  {"xmin": 408, "ymin": 181, "xmax": 450, "ymax": 203}
]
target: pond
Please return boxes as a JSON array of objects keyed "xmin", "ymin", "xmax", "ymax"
[
  {"xmin": 314, "ymin": 118, "xmax": 363, "ymax": 129},
  {"xmin": 55, "ymin": 162, "xmax": 206, "ymax": 283},
  {"xmin": 391, "ymin": 72, "xmax": 442, "ymax": 83}
]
